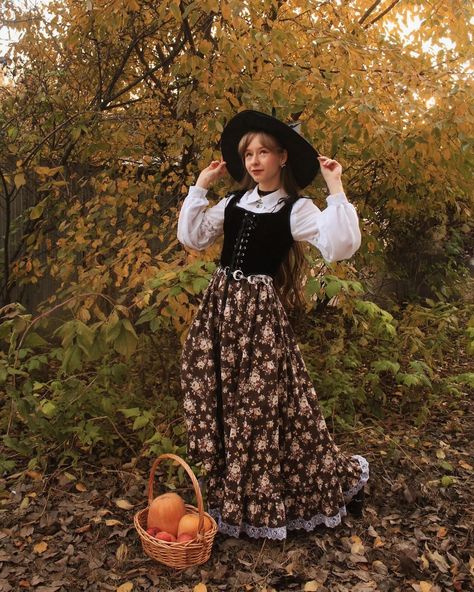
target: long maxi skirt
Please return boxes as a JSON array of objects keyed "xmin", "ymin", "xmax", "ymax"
[{"xmin": 181, "ymin": 267, "xmax": 369, "ymax": 540}]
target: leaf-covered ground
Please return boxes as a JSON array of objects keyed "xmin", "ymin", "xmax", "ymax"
[{"xmin": 1, "ymin": 388, "xmax": 473, "ymax": 592}]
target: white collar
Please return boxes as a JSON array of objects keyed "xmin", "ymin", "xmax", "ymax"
[{"xmin": 243, "ymin": 186, "xmax": 289, "ymax": 210}]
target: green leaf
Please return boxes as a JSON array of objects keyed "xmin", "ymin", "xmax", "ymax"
[
  {"xmin": 133, "ymin": 414, "xmax": 150, "ymax": 430},
  {"xmin": 325, "ymin": 279, "xmax": 341, "ymax": 298},
  {"xmin": 372, "ymin": 360, "xmax": 400, "ymax": 374},
  {"xmin": 136, "ymin": 308, "xmax": 158, "ymax": 325},
  {"xmin": 30, "ymin": 202, "xmax": 45, "ymax": 220},
  {"xmin": 61, "ymin": 345, "xmax": 82, "ymax": 373},
  {"xmin": 440, "ymin": 475, "xmax": 455, "ymax": 487},
  {"xmin": 305, "ymin": 278, "xmax": 321, "ymax": 298},
  {"xmin": 3, "ymin": 435, "xmax": 31, "ymax": 456},
  {"xmin": 113, "ymin": 325, "xmax": 138, "ymax": 358},
  {"xmin": 122, "ymin": 318, "xmax": 138, "ymax": 339},
  {"xmin": 54, "ymin": 320, "xmax": 76, "ymax": 348},
  {"xmin": 41, "ymin": 400, "xmax": 57, "ymax": 417},
  {"xmin": 192, "ymin": 277, "xmax": 209, "ymax": 293},
  {"xmin": 397, "ymin": 373, "xmax": 420, "ymax": 387},
  {"xmin": 120, "ymin": 407, "xmax": 141, "ymax": 418},
  {"xmin": 23, "ymin": 332, "xmax": 48, "ymax": 347},
  {"xmin": 438, "ymin": 460, "xmax": 454, "ymax": 471},
  {"xmin": 104, "ymin": 313, "xmax": 122, "ymax": 343},
  {"xmin": 76, "ymin": 321, "xmax": 96, "ymax": 354}
]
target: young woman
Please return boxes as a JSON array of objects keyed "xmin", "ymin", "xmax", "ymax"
[{"xmin": 177, "ymin": 110, "xmax": 369, "ymax": 540}]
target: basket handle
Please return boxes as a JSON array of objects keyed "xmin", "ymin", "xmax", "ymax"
[{"xmin": 147, "ymin": 453, "xmax": 206, "ymax": 536}]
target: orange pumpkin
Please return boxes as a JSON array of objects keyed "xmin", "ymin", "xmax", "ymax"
[
  {"xmin": 177, "ymin": 513, "xmax": 213, "ymax": 538},
  {"xmin": 147, "ymin": 492, "xmax": 186, "ymax": 536}
]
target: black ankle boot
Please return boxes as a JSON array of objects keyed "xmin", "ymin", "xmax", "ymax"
[{"xmin": 347, "ymin": 487, "xmax": 365, "ymax": 518}]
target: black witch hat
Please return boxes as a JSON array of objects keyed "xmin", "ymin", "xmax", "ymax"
[{"xmin": 220, "ymin": 109, "xmax": 320, "ymax": 189}]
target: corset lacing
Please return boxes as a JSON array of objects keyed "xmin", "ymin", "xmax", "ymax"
[{"xmin": 220, "ymin": 210, "xmax": 272, "ymax": 284}]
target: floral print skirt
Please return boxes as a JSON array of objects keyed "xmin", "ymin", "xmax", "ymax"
[{"xmin": 181, "ymin": 267, "xmax": 369, "ymax": 540}]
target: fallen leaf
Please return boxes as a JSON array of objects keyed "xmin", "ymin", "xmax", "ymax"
[
  {"xmin": 367, "ymin": 526, "xmax": 379, "ymax": 538},
  {"xmin": 420, "ymin": 582, "xmax": 432, "ymax": 592},
  {"xmin": 75, "ymin": 524, "xmax": 91, "ymax": 533},
  {"xmin": 436, "ymin": 527, "xmax": 447, "ymax": 538},
  {"xmin": 19, "ymin": 497, "xmax": 30, "ymax": 511},
  {"xmin": 403, "ymin": 484, "xmax": 419, "ymax": 503},
  {"xmin": 349, "ymin": 554, "xmax": 368, "ymax": 564},
  {"xmin": 33, "ymin": 541, "xmax": 48, "ymax": 554},
  {"xmin": 373, "ymin": 537, "xmax": 385, "ymax": 548},
  {"xmin": 25, "ymin": 471, "xmax": 43, "ymax": 480},
  {"xmin": 427, "ymin": 550, "xmax": 449, "ymax": 573},
  {"xmin": 105, "ymin": 519, "xmax": 123, "ymax": 526},
  {"xmin": 372, "ymin": 560, "xmax": 388, "ymax": 575},
  {"xmin": 115, "ymin": 499, "xmax": 134, "ymax": 510},
  {"xmin": 350, "ymin": 535, "xmax": 365, "ymax": 555},
  {"xmin": 458, "ymin": 460, "xmax": 473, "ymax": 471},
  {"xmin": 285, "ymin": 562, "xmax": 295, "ymax": 575},
  {"xmin": 116, "ymin": 543, "xmax": 128, "ymax": 562},
  {"xmin": 75, "ymin": 483, "xmax": 87, "ymax": 492},
  {"xmin": 116, "ymin": 584, "xmax": 133, "ymax": 592},
  {"xmin": 193, "ymin": 585, "xmax": 207, "ymax": 592},
  {"xmin": 303, "ymin": 582, "xmax": 320, "ymax": 591},
  {"xmin": 399, "ymin": 553, "xmax": 421, "ymax": 578}
]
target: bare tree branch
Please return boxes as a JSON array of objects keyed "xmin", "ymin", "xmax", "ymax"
[
  {"xmin": 180, "ymin": 1, "xmax": 202, "ymax": 57},
  {"xmin": 102, "ymin": 31, "xmax": 187, "ymax": 107},
  {"xmin": 358, "ymin": 0, "xmax": 384, "ymax": 26},
  {"xmin": 102, "ymin": 14, "xmax": 214, "ymax": 108},
  {"xmin": 101, "ymin": 21, "xmax": 162, "ymax": 106},
  {"xmin": 364, "ymin": 0, "xmax": 403, "ymax": 29}
]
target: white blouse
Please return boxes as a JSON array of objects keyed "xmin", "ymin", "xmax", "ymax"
[{"xmin": 177, "ymin": 185, "xmax": 362, "ymax": 262}]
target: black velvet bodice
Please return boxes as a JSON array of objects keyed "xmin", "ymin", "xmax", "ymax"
[{"xmin": 220, "ymin": 192, "xmax": 297, "ymax": 277}]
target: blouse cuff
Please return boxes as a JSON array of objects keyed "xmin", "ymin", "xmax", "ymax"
[
  {"xmin": 188, "ymin": 185, "xmax": 209, "ymax": 200},
  {"xmin": 326, "ymin": 192, "xmax": 348, "ymax": 206}
]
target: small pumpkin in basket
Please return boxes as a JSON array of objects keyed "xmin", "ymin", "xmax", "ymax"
[
  {"xmin": 147, "ymin": 492, "xmax": 186, "ymax": 537},
  {"xmin": 177, "ymin": 513, "xmax": 213, "ymax": 538}
]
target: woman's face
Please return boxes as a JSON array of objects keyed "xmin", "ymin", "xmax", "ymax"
[{"xmin": 243, "ymin": 134, "xmax": 287, "ymax": 191}]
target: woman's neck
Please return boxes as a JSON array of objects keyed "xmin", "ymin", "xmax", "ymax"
[{"xmin": 257, "ymin": 185, "xmax": 280, "ymax": 195}]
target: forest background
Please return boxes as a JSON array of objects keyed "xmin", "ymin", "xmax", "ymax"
[{"xmin": 0, "ymin": 0, "xmax": 473, "ymax": 482}]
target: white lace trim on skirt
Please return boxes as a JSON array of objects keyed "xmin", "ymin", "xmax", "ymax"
[
  {"xmin": 343, "ymin": 454, "xmax": 369, "ymax": 500},
  {"xmin": 208, "ymin": 454, "xmax": 370, "ymax": 540}
]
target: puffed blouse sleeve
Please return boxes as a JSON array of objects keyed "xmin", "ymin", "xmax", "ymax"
[
  {"xmin": 290, "ymin": 192, "xmax": 362, "ymax": 262},
  {"xmin": 177, "ymin": 185, "xmax": 229, "ymax": 251}
]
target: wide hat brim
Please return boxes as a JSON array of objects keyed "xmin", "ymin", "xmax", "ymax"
[{"xmin": 220, "ymin": 110, "xmax": 320, "ymax": 189}]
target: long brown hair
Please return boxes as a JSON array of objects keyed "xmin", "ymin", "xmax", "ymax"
[{"xmin": 237, "ymin": 131, "xmax": 310, "ymax": 310}]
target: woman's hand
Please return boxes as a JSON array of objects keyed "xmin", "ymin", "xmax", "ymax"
[
  {"xmin": 195, "ymin": 160, "xmax": 228, "ymax": 190},
  {"xmin": 317, "ymin": 155, "xmax": 344, "ymax": 195}
]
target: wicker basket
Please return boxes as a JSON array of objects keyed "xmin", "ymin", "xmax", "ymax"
[{"xmin": 134, "ymin": 453, "xmax": 218, "ymax": 569}]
